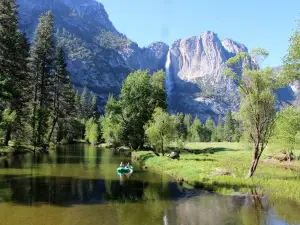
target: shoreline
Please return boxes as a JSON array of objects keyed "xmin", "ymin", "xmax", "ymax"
[{"xmin": 132, "ymin": 144, "xmax": 300, "ymax": 205}]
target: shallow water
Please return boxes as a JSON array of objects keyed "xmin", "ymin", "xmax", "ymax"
[{"xmin": 0, "ymin": 144, "xmax": 299, "ymax": 225}]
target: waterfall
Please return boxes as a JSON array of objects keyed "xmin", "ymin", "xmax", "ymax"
[{"xmin": 165, "ymin": 49, "xmax": 173, "ymax": 98}]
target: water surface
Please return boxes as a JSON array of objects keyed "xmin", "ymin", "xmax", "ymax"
[{"xmin": 0, "ymin": 144, "xmax": 299, "ymax": 225}]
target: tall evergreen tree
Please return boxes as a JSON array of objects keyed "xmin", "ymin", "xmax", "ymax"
[
  {"xmin": 0, "ymin": 0, "xmax": 30, "ymax": 145},
  {"xmin": 29, "ymin": 11, "xmax": 55, "ymax": 145},
  {"xmin": 90, "ymin": 92, "xmax": 97, "ymax": 117},
  {"xmin": 205, "ymin": 117, "xmax": 216, "ymax": 142},
  {"xmin": 75, "ymin": 90, "xmax": 81, "ymax": 116},
  {"xmin": 0, "ymin": 0, "xmax": 18, "ymax": 103},
  {"xmin": 174, "ymin": 113, "xmax": 187, "ymax": 141},
  {"xmin": 47, "ymin": 47, "xmax": 74, "ymax": 143},
  {"xmin": 183, "ymin": 114, "xmax": 192, "ymax": 132},
  {"xmin": 224, "ymin": 110, "xmax": 235, "ymax": 142},
  {"xmin": 80, "ymin": 87, "xmax": 89, "ymax": 119},
  {"xmin": 188, "ymin": 117, "xmax": 201, "ymax": 142},
  {"xmin": 216, "ymin": 115, "xmax": 224, "ymax": 142}
]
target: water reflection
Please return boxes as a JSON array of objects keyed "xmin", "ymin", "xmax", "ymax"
[{"xmin": 0, "ymin": 144, "xmax": 298, "ymax": 225}]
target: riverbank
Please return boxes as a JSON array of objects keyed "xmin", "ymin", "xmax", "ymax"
[
  {"xmin": 0, "ymin": 144, "xmax": 36, "ymax": 156},
  {"xmin": 132, "ymin": 142, "xmax": 300, "ymax": 204}
]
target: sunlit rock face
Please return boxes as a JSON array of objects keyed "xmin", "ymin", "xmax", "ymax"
[{"xmin": 167, "ymin": 31, "xmax": 249, "ymax": 120}]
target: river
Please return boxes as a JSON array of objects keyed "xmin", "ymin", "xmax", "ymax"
[{"xmin": 0, "ymin": 144, "xmax": 299, "ymax": 225}]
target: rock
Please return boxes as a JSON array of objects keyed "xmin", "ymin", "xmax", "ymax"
[
  {"xmin": 167, "ymin": 31, "xmax": 249, "ymax": 120},
  {"xmin": 169, "ymin": 151, "xmax": 180, "ymax": 160}
]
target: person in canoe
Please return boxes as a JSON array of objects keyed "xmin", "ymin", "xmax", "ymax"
[
  {"xmin": 120, "ymin": 162, "xmax": 124, "ymax": 167},
  {"xmin": 126, "ymin": 162, "xmax": 130, "ymax": 168}
]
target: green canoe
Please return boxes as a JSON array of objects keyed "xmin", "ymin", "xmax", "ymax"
[{"xmin": 117, "ymin": 166, "xmax": 133, "ymax": 175}]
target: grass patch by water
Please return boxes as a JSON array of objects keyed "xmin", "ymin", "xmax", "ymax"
[{"xmin": 132, "ymin": 142, "xmax": 300, "ymax": 204}]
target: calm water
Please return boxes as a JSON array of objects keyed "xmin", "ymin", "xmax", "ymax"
[{"xmin": 0, "ymin": 144, "xmax": 299, "ymax": 225}]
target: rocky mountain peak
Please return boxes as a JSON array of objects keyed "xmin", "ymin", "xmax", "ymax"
[
  {"xmin": 221, "ymin": 38, "xmax": 248, "ymax": 54},
  {"xmin": 18, "ymin": 0, "xmax": 119, "ymax": 35}
]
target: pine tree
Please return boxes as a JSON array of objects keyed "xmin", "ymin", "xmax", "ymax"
[
  {"xmin": 80, "ymin": 87, "xmax": 89, "ymax": 119},
  {"xmin": 29, "ymin": 11, "xmax": 55, "ymax": 146},
  {"xmin": 47, "ymin": 47, "xmax": 73, "ymax": 143},
  {"xmin": 224, "ymin": 110, "xmax": 235, "ymax": 142},
  {"xmin": 183, "ymin": 114, "xmax": 192, "ymax": 132},
  {"xmin": 188, "ymin": 117, "xmax": 201, "ymax": 142},
  {"xmin": 90, "ymin": 92, "xmax": 97, "ymax": 117},
  {"xmin": 174, "ymin": 113, "xmax": 187, "ymax": 141},
  {"xmin": 232, "ymin": 120, "xmax": 242, "ymax": 142},
  {"xmin": 205, "ymin": 117, "xmax": 216, "ymax": 142},
  {"xmin": 216, "ymin": 115, "xmax": 224, "ymax": 142},
  {"xmin": 0, "ymin": 0, "xmax": 18, "ymax": 103},
  {"xmin": 0, "ymin": 0, "xmax": 30, "ymax": 145},
  {"xmin": 74, "ymin": 90, "xmax": 81, "ymax": 115}
]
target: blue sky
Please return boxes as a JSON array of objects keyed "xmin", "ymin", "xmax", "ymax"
[{"xmin": 98, "ymin": 0, "xmax": 299, "ymax": 66}]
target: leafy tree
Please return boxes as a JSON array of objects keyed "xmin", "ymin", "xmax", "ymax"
[
  {"xmin": 100, "ymin": 95, "xmax": 123, "ymax": 149},
  {"xmin": 281, "ymin": 22, "xmax": 300, "ymax": 85},
  {"xmin": 119, "ymin": 70, "xmax": 152, "ymax": 149},
  {"xmin": 84, "ymin": 117, "xmax": 93, "ymax": 142},
  {"xmin": 102, "ymin": 70, "xmax": 167, "ymax": 149},
  {"xmin": 205, "ymin": 117, "xmax": 216, "ymax": 142},
  {"xmin": 89, "ymin": 122, "xmax": 99, "ymax": 145},
  {"xmin": 224, "ymin": 48, "xmax": 277, "ymax": 178},
  {"xmin": 183, "ymin": 114, "xmax": 192, "ymax": 132},
  {"xmin": 188, "ymin": 117, "xmax": 201, "ymax": 142},
  {"xmin": 100, "ymin": 115, "xmax": 122, "ymax": 150},
  {"xmin": 272, "ymin": 106, "xmax": 300, "ymax": 160},
  {"xmin": 0, "ymin": 109, "xmax": 16, "ymax": 145},
  {"xmin": 150, "ymin": 70, "xmax": 167, "ymax": 110},
  {"xmin": 224, "ymin": 110, "xmax": 235, "ymax": 142},
  {"xmin": 29, "ymin": 11, "xmax": 55, "ymax": 146},
  {"xmin": 144, "ymin": 108, "xmax": 177, "ymax": 156}
]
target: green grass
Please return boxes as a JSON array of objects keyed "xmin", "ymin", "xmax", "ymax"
[{"xmin": 132, "ymin": 142, "xmax": 300, "ymax": 204}]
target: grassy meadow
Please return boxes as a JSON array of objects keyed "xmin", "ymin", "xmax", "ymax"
[{"xmin": 133, "ymin": 142, "xmax": 300, "ymax": 204}]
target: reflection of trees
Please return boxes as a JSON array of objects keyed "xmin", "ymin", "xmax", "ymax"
[
  {"xmin": 1, "ymin": 145, "xmax": 299, "ymax": 225},
  {"xmin": 0, "ymin": 174, "xmax": 178, "ymax": 206},
  {"xmin": 165, "ymin": 190, "xmax": 274, "ymax": 225}
]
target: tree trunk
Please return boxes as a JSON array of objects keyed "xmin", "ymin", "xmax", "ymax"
[
  {"xmin": 3, "ymin": 127, "xmax": 11, "ymax": 146},
  {"xmin": 247, "ymin": 158, "xmax": 258, "ymax": 178},
  {"xmin": 161, "ymin": 139, "xmax": 164, "ymax": 156},
  {"xmin": 47, "ymin": 117, "xmax": 57, "ymax": 144},
  {"xmin": 247, "ymin": 146, "xmax": 261, "ymax": 178},
  {"xmin": 37, "ymin": 60, "xmax": 46, "ymax": 146},
  {"xmin": 32, "ymin": 84, "xmax": 38, "ymax": 145}
]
